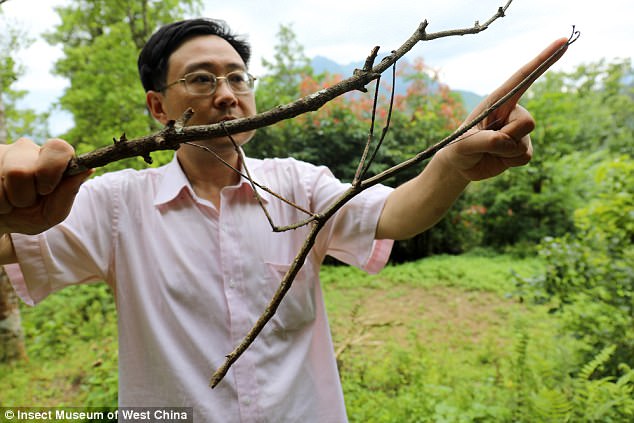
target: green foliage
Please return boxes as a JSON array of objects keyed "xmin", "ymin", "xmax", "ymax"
[
  {"xmin": 256, "ymin": 24, "xmax": 316, "ymax": 112},
  {"xmin": 1, "ymin": 283, "xmax": 118, "ymax": 407},
  {"xmin": 520, "ymin": 155, "xmax": 634, "ymax": 377},
  {"xmin": 3, "ymin": 105, "xmax": 50, "ymax": 142},
  {"xmin": 0, "ymin": 16, "xmax": 49, "ymax": 142},
  {"xmin": 0, "ymin": 37, "xmax": 20, "ymax": 93},
  {"xmin": 18, "ymin": 283, "xmax": 119, "ymax": 406},
  {"xmin": 0, "ymin": 15, "xmax": 24, "ymax": 93},
  {"xmin": 44, "ymin": 0, "xmax": 202, "ymax": 172},
  {"xmin": 322, "ymin": 252, "xmax": 544, "ymax": 295},
  {"xmin": 511, "ymin": 331, "xmax": 531, "ymax": 422},
  {"xmin": 251, "ymin": 37, "xmax": 465, "ymax": 186},
  {"xmin": 466, "ymin": 59, "xmax": 634, "ymax": 250},
  {"xmin": 20, "ymin": 284, "xmax": 116, "ymax": 359},
  {"xmin": 249, "ymin": 25, "xmax": 470, "ymax": 259},
  {"xmin": 327, "ymin": 254, "xmax": 634, "ymax": 422},
  {"xmin": 331, "ymin": 259, "xmax": 526, "ymax": 422},
  {"xmin": 467, "ymin": 151, "xmax": 598, "ymax": 249},
  {"xmin": 509, "ymin": 339, "xmax": 634, "ymax": 423},
  {"xmin": 3, "ymin": 254, "xmax": 633, "ymax": 420},
  {"xmin": 249, "ymin": 23, "xmax": 370, "ymax": 169},
  {"xmin": 341, "ymin": 339, "xmax": 514, "ymax": 423},
  {"xmin": 524, "ymin": 59, "xmax": 633, "ymax": 158}
]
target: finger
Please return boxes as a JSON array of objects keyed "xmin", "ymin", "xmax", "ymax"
[
  {"xmin": 455, "ymin": 129, "xmax": 530, "ymax": 159},
  {"xmin": 500, "ymin": 105, "xmax": 535, "ymax": 142},
  {"xmin": 1, "ymin": 138, "xmax": 40, "ymax": 208},
  {"xmin": 502, "ymin": 135, "xmax": 533, "ymax": 167},
  {"xmin": 491, "ymin": 37, "xmax": 569, "ymax": 108},
  {"xmin": 35, "ymin": 138, "xmax": 76, "ymax": 195},
  {"xmin": 0, "ymin": 145, "xmax": 11, "ymax": 214},
  {"xmin": 469, "ymin": 37, "xmax": 570, "ymax": 129},
  {"xmin": 44, "ymin": 169, "xmax": 93, "ymax": 226}
]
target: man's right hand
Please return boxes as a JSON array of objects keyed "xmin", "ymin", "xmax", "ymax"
[{"xmin": 0, "ymin": 137, "xmax": 92, "ymax": 236}]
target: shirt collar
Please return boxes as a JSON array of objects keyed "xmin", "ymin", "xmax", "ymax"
[{"xmin": 153, "ymin": 151, "xmax": 270, "ymax": 207}]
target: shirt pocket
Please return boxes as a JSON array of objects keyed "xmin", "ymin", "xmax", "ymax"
[{"xmin": 262, "ymin": 262, "xmax": 317, "ymax": 332}]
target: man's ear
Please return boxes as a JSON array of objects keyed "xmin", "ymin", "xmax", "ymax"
[{"xmin": 146, "ymin": 91, "xmax": 169, "ymax": 125}]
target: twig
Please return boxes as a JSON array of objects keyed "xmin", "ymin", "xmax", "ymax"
[
  {"xmin": 358, "ymin": 60, "xmax": 398, "ymax": 183},
  {"xmin": 353, "ymin": 73, "xmax": 382, "ymax": 185},
  {"xmin": 360, "ymin": 26, "xmax": 577, "ymax": 191},
  {"xmin": 209, "ymin": 2, "xmax": 515, "ymax": 388},
  {"xmin": 209, "ymin": 22, "xmax": 578, "ymax": 388},
  {"xmin": 334, "ymin": 302, "xmax": 402, "ymax": 360},
  {"xmin": 209, "ymin": 1, "xmax": 516, "ymax": 389},
  {"xmin": 182, "ymin": 140, "xmax": 313, "ymax": 219}
]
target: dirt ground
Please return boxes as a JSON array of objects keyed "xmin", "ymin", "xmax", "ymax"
[{"xmin": 328, "ymin": 285, "xmax": 523, "ymax": 361}]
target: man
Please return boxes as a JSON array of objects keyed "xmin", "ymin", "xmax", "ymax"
[{"xmin": 0, "ymin": 18, "xmax": 567, "ymax": 422}]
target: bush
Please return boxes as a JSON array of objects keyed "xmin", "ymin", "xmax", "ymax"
[
  {"xmin": 18, "ymin": 283, "xmax": 118, "ymax": 407},
  {"xmin": 519, "ymin": 155, "xmax": 634, "ymax": 375}
]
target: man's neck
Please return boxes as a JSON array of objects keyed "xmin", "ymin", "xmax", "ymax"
[{"xmin": 176, "ymin": 142, "xmax": 242, "ymax": 208}]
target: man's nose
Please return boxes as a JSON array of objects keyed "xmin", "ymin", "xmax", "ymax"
[{"xmin": 212, "ymin": 79, "xmax": 238, "ymax": 108}]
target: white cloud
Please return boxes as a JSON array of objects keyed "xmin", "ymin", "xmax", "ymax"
[{"xmin": 208, "ymin": 0, "xmax": 634, "ymax": 95}]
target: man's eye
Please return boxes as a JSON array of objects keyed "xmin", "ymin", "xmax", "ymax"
[
  {"xmin": 189, "ymin": 74, "xmax": 214, "ymax": 84},
  {"xmin": 228, "ymin": 73, "xmax": 247, "ymax": 84}
]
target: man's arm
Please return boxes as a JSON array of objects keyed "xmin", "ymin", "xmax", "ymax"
[
  {"xmin": 0, "ymin": 233, "xmax": 16, "ymax": 264},
  {"xmin": 376, "ymin": 37, "xmax": 569, "ymax": 240},
  {"xmin": 0, "ymin": 138, "xmax": 91, "ymax": 264}
]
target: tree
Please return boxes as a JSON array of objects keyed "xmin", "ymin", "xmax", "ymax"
[
  {"xmin": 45, "ymin": 0, "xmax": 202, "ymax": 173},
  {"xmin": 0, "ymin": 0, "xmax": 202, "ymax": 364},
  {"xmin": 465, "ymin": 59, "xmax": 634, "ymax": 250},
  {"xmin": 256, "ymin": 24, "xmax": 316, "ymax": 112},
  {"xmin": 0, "ymin": 13, "xmax": 37, "ymax": 363},
  {"xmin": 249, "ymin": 26, "xmax": 469, "ymax": 260}
]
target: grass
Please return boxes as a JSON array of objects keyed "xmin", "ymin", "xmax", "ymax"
[
  {"xmin": 0, "ymin": 284, "xmax": 118, "ymax": 407},
  {"xmin": 1, "ymin": 253, "xmax": 585, "ymax": 421},
  {"xmin": 322, "ymin": 253, "xmax": 581, "ymax": 422}
]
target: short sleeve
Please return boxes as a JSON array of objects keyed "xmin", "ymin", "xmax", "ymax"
[
  {"xmin": 304, "ymin": 163, "xmax": 394, "ymax": 274},
  {"xmin": 4, "ymin": 173, "xmax": 121, "ymax": 305}
]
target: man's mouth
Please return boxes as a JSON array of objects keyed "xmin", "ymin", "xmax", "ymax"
[{"xmin": 217, "ymin": 116, "xmax": 237, "ymax": 123}]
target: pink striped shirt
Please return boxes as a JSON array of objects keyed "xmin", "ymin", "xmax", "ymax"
[{"xmin": 6, "ymin": 155, "xmax": 393, "ymax": 422}]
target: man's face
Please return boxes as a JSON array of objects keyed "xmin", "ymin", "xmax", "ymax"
[{"xmin": 151, "ymin": 34, "xmax": 257, "ymax": 147}]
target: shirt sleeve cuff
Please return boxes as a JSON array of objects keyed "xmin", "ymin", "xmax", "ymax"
[
  {"xmin": 4, "ymin": 233, "xmax": 53, "ymax": 306},
  {"xmin": 358, "ymin": 184, "xmax": 394, "ymax": 274},
  {"xmin": 363, "ymin": 238, "xmax": 394, "ymax": 274}
]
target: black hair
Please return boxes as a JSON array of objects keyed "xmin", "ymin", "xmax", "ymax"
[{"xmin": 137, "ymin": 18, "xmax": 251, "ymax": 92}]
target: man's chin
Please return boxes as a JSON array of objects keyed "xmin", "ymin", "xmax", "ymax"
[
  {"xmin": 219, "ymin": 130, "xmax": 255, "ymax": 147},
  {"xmin": 192, "ymin": 131, "xmax": 255, "ymax": 149}
]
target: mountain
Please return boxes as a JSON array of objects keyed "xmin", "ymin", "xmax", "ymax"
[
  {"xmin": 310, "ymin": 55, "xmax": 483, "ymax": 112},
  {"xmin": 311, "ymin": 55, "xmax": 358, "ymax": 77},
  {"xmin": 453, "ymin": 90, "xmax": 483, "ymax": 112}
]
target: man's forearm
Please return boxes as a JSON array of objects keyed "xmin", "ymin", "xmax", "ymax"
[{"xmin": 375, "ymin": 154, "xmax": 469, "ymax": 240}]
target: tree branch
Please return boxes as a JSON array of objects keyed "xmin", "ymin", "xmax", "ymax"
[
  {"xmin": 65, "ymin": 1, "xmax": 512, "ymax": 177},
  {"xmin": 334, "ymin": 302, "xmax": 402, "ymax": 361}
]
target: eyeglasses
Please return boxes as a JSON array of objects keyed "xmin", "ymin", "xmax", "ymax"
[{"xmin": 160, "ymin": 70, "xmax": 256, "ymax": 95}]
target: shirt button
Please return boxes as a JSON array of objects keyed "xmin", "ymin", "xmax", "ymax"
[
  {"xmin": 229, "ymin": 279, "xmax": 235, "ymax": 289},
  {"xmin": 243, "ymin": 398, "xmax": 251, "ymax": 406}
]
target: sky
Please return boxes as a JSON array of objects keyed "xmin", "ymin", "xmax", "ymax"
[{"xmin": 1, "ymin": 0, "xmax": 633, "ymax": 136}]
